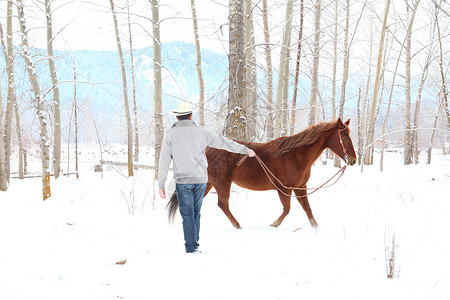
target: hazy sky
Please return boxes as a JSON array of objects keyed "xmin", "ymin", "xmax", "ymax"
[{"xmin": 36, "ymin": 0, "xmax": 230, "ymax": 52}]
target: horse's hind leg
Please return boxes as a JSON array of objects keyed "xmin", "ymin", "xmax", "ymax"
[
  {"xmin": 204, "ymin": 182, "xmax": 213, "ymax": 197},
  {"xmin": 271, "ymin": 190, "xmax": 292, "ymax": 227},
  {"xmin": 215, "ymin": 182, "xmax": 242, "ymax": 229},
  {"xmin": 294, "ymin": 188, "xmax": 319, "ymax": 228}
]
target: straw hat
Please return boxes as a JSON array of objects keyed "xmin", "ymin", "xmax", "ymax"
[{"xmin": 169, "ymin": 101, "xmax": 197, "ymax": 116}]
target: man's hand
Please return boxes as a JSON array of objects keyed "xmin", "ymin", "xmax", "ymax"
[
  {"xmin": 248, "ymin": 149, "xmax": 256, "ymax": 157},
  {"xmin": 159, "ymin": 188, "xmax": 166, "ymax": 199}
]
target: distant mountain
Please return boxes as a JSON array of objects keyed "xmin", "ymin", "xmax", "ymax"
[{"xmin": 1, "ymin": 41, "xmax": 228, "ymax": 115}]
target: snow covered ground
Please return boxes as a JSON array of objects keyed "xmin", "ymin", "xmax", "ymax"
[{"xmin": 1, "ymin": 146, "xmax": 449, "ymax": 300}]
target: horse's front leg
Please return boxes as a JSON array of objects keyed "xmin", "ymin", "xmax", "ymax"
[
  {"xmin": 294, "ymin": 188, "xmax": 319, "ymax": 228},
  {"xmin": 214, "ymin": 181, "xmax": 242, "ymax": 229},
  {"xmin": 271, "ymin": 189, "xmax": 292, "ymax": 227}
]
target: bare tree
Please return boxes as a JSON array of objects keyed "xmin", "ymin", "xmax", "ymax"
[
  {"xmin": 72, "ymin": 55, "xmax": 79, "ymax": 179},
  {"xmin": 365, "ymin": 0, "xmax": 391, "ymax": 165},
  {"xmin": 0, "ymin": 86, "xmax": 7, "ymax": 191},
  {"xmin": 412, "ymin": 51, "xmax": 431, "ymax": 164},
  {"xmin": 191, "ymin": 0, "xmax": 205, "ymax": 126},
  {"xmin": 225, "ymin": 0, "xmax": 247, "ymax": 140},
  {"xmin": 441, "ymin": 115, "xmax": 447, "ymax": 155},
  {"xmin": 338, "ymin": 0, "xmax": 366, "ymax": 119},
  {"xmin": 334, "ymin": 0, "xmax": 347, "ymax": 167},
  {"xmin": 17, "ymin": 0, "xmax": 51, "ymax": 200},
  {"xmin": 403, "ymin": 0, "xmax": 421, "ymax": 165},
  {"xmin": 262, "ymin": 0, "xmax": 274, "ymax": 140},
  {"xmin": 274, "ymin": 0, "xmax": 294, "ymax": 137},
  {"xmin": 436, "ymin": 4, "xmax": 449, "ymax": 129},
  {"xmin": 3, "ymin": 0, "xmax": 16, "ymax": 181},
  {"xmin": 380, "ymin": 34, "xmax": 406, "ymax": 171},
  {"xmin": 13, "ymin": 96, "xmax": 24, "ymax": 180},
  {"xmin": 1, "ymin": 3, "xmax": 23, "ymax": 181},
  {"xmin": 290, "ymin": 0, "xmax": 304, "ymax": 135},
  {"xmin": 427, "ymin": 98, "xmax": 444, "ymax": 164},
  {"xmin": 109, "ymin": 0, "xmax": 134, "ymax": 177},
  {"xmin": 335, "ymin": 0, "xmax": 365, "ymax": 168},
  {"xmin": 431, "ymin": 0, "xmax": 450, "ymax": 17},
  {"xmin": 127, "ymin": 1, "xmax": 139, "ymax": 163},
  {"xmin": 244, "ymin": 0, "xmax": 257, "ymax": 141},
  {"xmin": 151, "ymin": 0, "xmax": 164, "ymax": 179},
  {"xmin": 358, "ymin": 24, "xmax": 374, "ymax": 165},
  {"xmin": 331, "ymin": 0, "xmax": 339, "ymax": 120},
  {"xmin": 45, "ymin": 0, "xmax": 62, "ymax": 179},
  {"xmin": 310, "ymin": 0, "xmax": 321, "ymax": 125}
]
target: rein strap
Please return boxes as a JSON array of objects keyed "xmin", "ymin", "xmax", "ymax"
[{"xmin": 237, "ymin": 153, "xmax": 347, "ymax": 198}]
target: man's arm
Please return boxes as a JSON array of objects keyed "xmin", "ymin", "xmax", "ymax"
[
  {"xmin": 158, "ymin": 135, "xmax": 172, "ymax": 198},
  {"xmin": 206, "ymin": 130, "xmax": 254, "ymax": 155}
]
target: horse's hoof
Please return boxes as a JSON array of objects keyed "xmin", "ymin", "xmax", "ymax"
[
  {"xmin": 233, "ymin": 224, "xmax": 242, "ymax": 229},
  {"xmin": 270, "ymin": 222, "xmax": 280, "ymax": 228}
]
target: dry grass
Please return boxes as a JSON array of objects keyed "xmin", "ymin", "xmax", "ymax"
[{"xmin": 385, "ymin": 226, "xmax": 401, "ymax": 279}]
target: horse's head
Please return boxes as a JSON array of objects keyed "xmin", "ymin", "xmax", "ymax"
[{"xmin": 327, "ymin": 118, "xmax": 357, "ymax": 166}]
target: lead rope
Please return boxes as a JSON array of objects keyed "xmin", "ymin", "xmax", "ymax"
[
  {"xmin": 338, "ymin": 127, "xmax": 348, "ymax": 164},
  {"xmin": 236, "ymin": 126, "xmax": 349, "ymax": 198}
]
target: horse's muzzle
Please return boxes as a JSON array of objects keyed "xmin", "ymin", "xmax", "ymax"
[{"xmin": 348, "ymin": 158, "xmax": 357, "ymax": 166}]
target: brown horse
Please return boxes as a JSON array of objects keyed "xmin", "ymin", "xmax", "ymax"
[{"xmin": 168, "ymin": 118, "xmax": 357, "ymax": 229}]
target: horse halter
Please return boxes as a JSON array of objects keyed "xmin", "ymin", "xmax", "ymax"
[{"xmin": 337, "ymin": 126, "xmax": 349, "ymax": 164}]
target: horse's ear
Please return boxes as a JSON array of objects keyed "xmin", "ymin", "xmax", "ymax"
[
  {"xmin": 345, "ymin": 118, "xmax": 350, "ymax": 126},
  {"xmin": 337, "ymin": 117, "xmax": 345, "ymax": 129}
]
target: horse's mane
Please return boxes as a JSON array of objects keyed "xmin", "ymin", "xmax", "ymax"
[{"xmin": 269, "ymin": 119, "xmax": 338, "ymax": 157}]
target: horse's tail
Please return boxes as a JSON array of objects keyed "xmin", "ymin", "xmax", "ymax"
[{"xmin": 167, "ymin": 191, "xmax": 179, "ymax": 223}]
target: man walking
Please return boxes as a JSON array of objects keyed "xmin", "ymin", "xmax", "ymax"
[{"xmin": 158, "ymin": 102, "xmax": 255, "ymax": 253}]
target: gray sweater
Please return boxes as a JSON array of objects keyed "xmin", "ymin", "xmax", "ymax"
[{"xmin": 158, "ymin": 120, "xmax": 249, "ymax": 189}]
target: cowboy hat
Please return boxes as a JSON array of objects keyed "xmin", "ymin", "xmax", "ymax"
[{"xmin": 169, "ymin": 101, "xmax": 197, "ymax": 116}]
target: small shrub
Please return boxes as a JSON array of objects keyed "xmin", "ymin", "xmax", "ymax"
[{"xmin": 385, "ymin": 227, "xmax": 400, "ymax": 279}]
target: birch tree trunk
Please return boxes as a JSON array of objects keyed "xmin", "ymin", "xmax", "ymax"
[
  {"xmin": 334, "ymin": 0, "xmax": 349, "ymax": 168},
  {"xmin": 365, "ymin": 0, "xmax": 390, "ymax": 165},
  {"xmin": 17, "ymin": 0, "xmax": 51, "ymax": 200},
  {"xmin": 0, "ymin": 18, "xmax": 5, "ymax": 188},
  {"xmin": 441, "ymin": 116, "xmax": 446, "ymax": 155},
  {"xmin": 404, "ymin": 0, "xmax": 421, "ymax": 165},
  {"xmin": 338, "ymin": 0, "xmax": 351, "ymax": 119},
  {"xmin": 274, "ymin": 0, "xmax": 294, "ymax": 137},
  {"xmin": 0, "ymin": 86, "xmax": 7, "ymax": 191},
  {"xmin": 331, "ymin": 0, "xmax": 339, "ymax": 120},
  {"xmin": 262, "ymin": 0, "xmax": 274, "ymax": 140},
  {"xmin": 45, "ymin": 0, "xmax": 61, "ymax": 179},
  {"xmin": 436, "ymin": 7, "xmax": 449, "ymax": 129},
  {"xmin": 73, "ymin": 56, "xmax": 79, "ymax": 179},
  {"xmin": 1, "ymin": 3, "xmax": 23, "ymax": 180},
  {"xmin": 369, "ymin": 35, "xmax": 390, "ymax": 165},
  {"xmin": 357, "ymin": 86, "xmax": 362, "ymax": 160},
  {"xmin": 151, "ymin": 0, "xmax": 164, "ymax": 179},
  {"xmin": 380, "ymin": 37, "xmax": 405, "ymax": 171},
  {"xmin": 13, "ymin": 92, "xmax": 24, "ymax": 179},
  {"xmin": 225, "ymin": 0, "xmax": 247, "ymax": 140},
  {"xmin": 127, "ymin": 1, "xmax": 139, "ymax": 163},
  {"xmin": 244, "ymin": 0, "xmax": 257, "ymax": 140},
  {"xmin": 191, "ymin": 0, "xmax": 205, "ymax": 126},
  {"xmin": 309, "ymin": 0, "xmax": 321, "ymax": 125},
  {"xmin": 290, "ymin": 0, "xmax": 304, "ymax": 135},
  {"xmin": 427, "ymin": 98, "xmax": 443, "ymax": 164},
  {"xmin": 281, "ymin": 45, "xmax": 290, "ymax": 135},
  {"xmin": 412, "ymin": 54, "xmax": 430, "ymax": 164},
  {"xmin": 109, "ymin": 0, "xmax": 134, "ymax": 177},
  {"xmin": 3, "ymin": 0, "xmax": 16, "ymax": 181},
  {"xmin": 358, "ymin": 29, "xmax": 374, "ymax": 165}
]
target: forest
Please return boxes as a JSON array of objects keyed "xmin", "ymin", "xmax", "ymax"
[
  {"xmin": 0, "ymin": 1, "xmax": 450, "ymax": 299},
  {"xmin": 0, "ymin": 0, "xmax": 449, "ymax": 199}
]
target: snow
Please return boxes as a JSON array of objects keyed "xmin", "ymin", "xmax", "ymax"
[{"xmin": 1, "ymin": 147, "xmax": 449, "ymax": 300}]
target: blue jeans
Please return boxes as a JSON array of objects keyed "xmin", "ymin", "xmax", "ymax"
[{"xmin": 176, "ymin": 183, "xmax": 207, "ymax": 253}]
